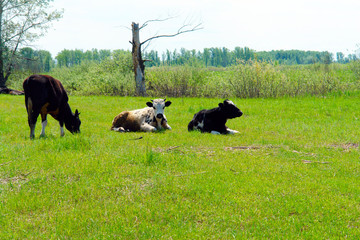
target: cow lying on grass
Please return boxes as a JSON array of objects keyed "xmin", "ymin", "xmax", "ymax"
[
  {"xmin": 188, "ymin": 99, "xmax": 243, "ymax": 134},
  {"xmin": 111, "ymin": 98, "xmax": 172, "ymax": 132},
  {"xmin": 23, "ymin": 75, "xmax": 81, "ymax": 139}
]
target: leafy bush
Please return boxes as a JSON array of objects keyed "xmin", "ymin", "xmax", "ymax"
[
  {"xmin": 5, "ymin": 59, "xmax": 360, "ymax": 98},
  {"xmin": 227, "ymin": 61, "xmax": 357, "ymax": 98},
  {"xmin": 145, "ymin": 66, "xmax": 224, "ymax": 97},
  {"xmin": 48, "ymin": 56, "xmax": 135, "ymax": 96}
]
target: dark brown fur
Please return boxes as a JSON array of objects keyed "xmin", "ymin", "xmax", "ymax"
[
  {"xmin": 111, "ymin": 111, "xmax": 141, "ymax": 132},
  {"xmin": 23, "ymin": 74, "xmax": 81, "ymax": 138}
]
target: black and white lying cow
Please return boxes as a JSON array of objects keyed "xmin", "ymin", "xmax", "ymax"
[
  {"xmin": 111, "ymin": 98, "xmax": 172, "ymax": 132},
  {"xmin": 23, "ymin": 75, "xmax": 81, "ymax": 139},
  {"xmin": 188, "ymin": 99, "xmax": 243, "ymax": 134}
]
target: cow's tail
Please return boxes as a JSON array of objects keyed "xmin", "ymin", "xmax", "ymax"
[
  {"xmin": 23, "ymin": 78, "xmax": 32, "ymax": 116},
  {"xmin": 26, "ymin": 97, "xmax": 33, "ymax": 116}
]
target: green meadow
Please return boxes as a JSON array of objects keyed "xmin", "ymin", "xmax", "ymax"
[{"xmin": 0, "ymin": 94, "xmax": 359, "ymax": 239}]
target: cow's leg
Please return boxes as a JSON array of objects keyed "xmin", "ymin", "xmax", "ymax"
[
  {"xmin": 161, "ymin": 118, "xmax": 172, "ymax": 130},
  {"xmin": 25, "ymin": 96, "xmax": 35, "ymax": 139},
  {"xmin": 225, "ymin": 126, "xmax": 239, "ymax": 134},
  {"xmin": 40, "ymin": 114, "xmax": 47, "ymax": 137},
  {"xmin": 26, "ymin": 97, "xmax": 41, "ymax": 139},
  {"xmin": 141, "ymin": 123, "xmax": 157, "ymax": 132},
  {"xmin": 210, "ymin": 131, "xmax": 221, "ymax": 135},
  {"xmin": 112, "ymin": 127, "xmax": 126, "ymax": 132},
  {"xmin": 39, "ymin": 103, "xmax": 51, "ymax": 138},
  {"xmin": 59, "ymin": 121, "xmax": 65, "ymax": 137},
  {"xmin": 211, "ymin": 126, "xmax": 228, "ymax": 134},
  {"xmin": 28, "ymin": 111, "xmax": 39, "ymax": 139},
  {"xmin": 164, "ymin": 123, "xmax": 172, "ymax": 130},
  {"xmin": 226, "ymin": 129, "xmax": 239, "ymax": 134}
]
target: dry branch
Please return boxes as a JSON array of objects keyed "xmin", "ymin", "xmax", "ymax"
[
  {"xmin": 140, "ymin": 16, "xmax": 176, "ymax": 30},
  {"xmin": 140, "ymin": 23, "xmax": 203, "ymax": 46}
]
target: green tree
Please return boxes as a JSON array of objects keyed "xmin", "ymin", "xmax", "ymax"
[
  {"xmin": 336, "ymin": 52, "xmax": 345, "ymax": 63},
  {"xmin": 42, "ymin": 52, "xmax": 52, "ymax": 72},
  {"xmin": 0, "ymin": 0, "xmax": 63, "ymax": 88},
  {"xmin": 56, "ymin": 49, "xmax": 71, "ymax": 67},
  {"xmin": 203, "ymin": 48, "xmax": 210, "ymax": 67},
  {"xmin": 92, "ymin": 49, "xmax": 100, "ymax": 63},
  {"xmin": 99, "ymin": 49, "xmax": 111, "ymax": 61}
]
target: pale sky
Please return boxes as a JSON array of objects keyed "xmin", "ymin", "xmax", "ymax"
[{"xmin": 34, "ymin": 0, "xmax": 360, "ymax": 57}]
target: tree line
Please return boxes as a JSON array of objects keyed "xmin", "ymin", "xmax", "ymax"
[
  {"xmin": 9, "ymin": 47, "xmax": 360, "ymax": 74},
  {"xmin": 144, "ymin": 48, "xmax": 358, "ymax": 67}
]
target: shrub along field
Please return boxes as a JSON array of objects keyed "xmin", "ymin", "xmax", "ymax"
[
  {"xmin": 0, "ymin": 94, "xmax": 359, "ymax": 238},
  {"xmin": 6, "ymin": 61, "xmax": 360, "ymax": 98}
]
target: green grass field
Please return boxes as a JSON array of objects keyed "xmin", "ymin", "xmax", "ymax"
[{"xmin": 0, "ymin": 94, "xmax": 359, "ymax": 239}]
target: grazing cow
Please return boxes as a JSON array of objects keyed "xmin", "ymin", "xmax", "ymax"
[
  {"xmin": 23, "ymin": 75, "xmax": 81, "ymax": 139},
  {"xmin": 188, "ymin": 99, "xmax": 243, "ymax": 134},
  {"xmin": 111, "ymin": 98, "xmax": 172, "ymax": 132}
]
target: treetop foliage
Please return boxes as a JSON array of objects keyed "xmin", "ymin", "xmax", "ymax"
[
  {"xmin": 10, "ymin": 46, "xmax": 360, "ymax": 73},
  {"xmin": 144, "ymin": 47, "xmax": 357, "ymax": 67}
]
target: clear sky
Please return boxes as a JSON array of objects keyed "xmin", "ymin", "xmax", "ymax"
[{"xmin": 34, "ymin": 0, "xmax": 360, "ymax": 57}]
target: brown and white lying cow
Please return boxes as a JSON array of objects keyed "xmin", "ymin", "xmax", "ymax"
[
  {"xmin": 23, "ymin": 75, "xmax": 81, "ymax": 139},
  {"xmin": 188, "ymin": 99, "xmax": 243, "ymax": 134},
  {"xmin": 111, "ymin": 98, "xmax": 172, "ymax": 132}
]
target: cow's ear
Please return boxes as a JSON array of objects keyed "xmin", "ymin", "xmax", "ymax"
[
  {"xmin": 146, "ymin": 102, "xmax": 153, "ymax": 107},
  {"xmin": 218, "ymin": 103, "xmax": 224, "ymax": 108},
  {"xmin": 224, "ymin": 99, "xmax": 229, "ymax": 104},
  {"xmin": 75, "ymin": 109, "xmax": 80, "ymax": 116},
  {"xmin": 165, "ymin": 101, "xmax": 172, "ymax": 107}
]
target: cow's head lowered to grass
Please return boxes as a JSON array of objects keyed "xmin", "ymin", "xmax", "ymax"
[
  {"xmin": 146, "ymin": 98, "xmax": 172, "ymax": 120},
  {"xmin": 65, "ymin": 109, "xmax": 81, "ymax": 134}
]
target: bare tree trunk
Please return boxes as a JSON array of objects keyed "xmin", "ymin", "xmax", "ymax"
[
  {"xmin": 0, "ymin": 3, "xmax": 6, "ymax": 88},
  {"xmin": 129, "ymin": 19, "xmax": 202, "ymax": 96},
  {"xmin": 0, "ymin": 52, "xmax": 6, "ymax": 88},
  {"xmin": 131, "ymin": 22, "xmax": 147, "ymax": 96}
]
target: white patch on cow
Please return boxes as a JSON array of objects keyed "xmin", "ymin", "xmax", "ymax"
[
  {"xmin": 211, "ymin": 131, "xmax": 221, "ymax": 135},
  {"xmin": 194, "ymin": 120, "xmax": 204, "ymax": 130},
  {"xmin": 132, "ymin": 108, "xmax": 149, "ymax": 119},
  {"xmin": 151, "ymin": 99, "xmax": 167, "ymax": 119},
  {"xmin": 226, "ymin": 100, "xmax": 235, "ymax": 106},
  {"xmin": 40, "ymin": 120, "xmax": 47, "ymax": 137}
]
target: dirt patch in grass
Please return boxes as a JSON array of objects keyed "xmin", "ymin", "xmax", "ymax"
[
  {"xmin": 329, "ymin": 143, "xmax": 359, "ymax": 151},
  {"xmin": 224, "ymin": 146, "xmax": 261, "ymax": 151},
  {"xmin": 0, "ymin": 172, "xmax": 32, "ymax": 185},
  {"xmin": 224, "ymin": 145, "xmax": 280, "ymax": 151}
]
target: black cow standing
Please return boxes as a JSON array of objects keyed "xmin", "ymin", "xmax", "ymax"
[
  {"xmin": 23, "ymin": 75, "xmax": 81, "ymax": 139},
  {"xmin": 188, "ymin": 99, "xmax": 243, "ymax": 134}
]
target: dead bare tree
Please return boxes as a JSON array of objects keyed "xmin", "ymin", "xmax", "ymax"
[{"xmin": 129, "ymin": 18, "xmax": 202, "ymax": 96}]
